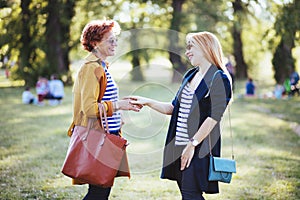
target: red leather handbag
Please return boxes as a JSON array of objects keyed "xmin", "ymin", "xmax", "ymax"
[{"xmin": 61, "ymin": 104, "xmax": 129, "ymax": 187}]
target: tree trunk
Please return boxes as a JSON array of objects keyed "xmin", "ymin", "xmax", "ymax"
[
  {"xmin": 45, "ymin": 0, "xmax": 62, "ymax": 75},
  {"xmin": 20, "ymin": 0, "xmax": 33, "ymax": 86},
  {"xmin": 169, "ymin": 0, "xmax": 187, "ymax": 82},
  {"xmin": 232, "ymin": 0, "xmax": 248, "ymax": 79},
  {"xmin": 272, "ymin": 1, "xmax": 298, "ymax": 84},
  {"xmin": 232, "ymin": 22, "xmax": 247, "ymax": 79},
  {"xmin": 130, "ymin": 28, "xmax": 144, "ymax": 81},
  {"xmin": 131, "ymin": 51, "xmax": 144, "ymax": 81},
  {"xmin": 45, "ymin": 0, "xmax": 75, "ymax": 81},
  {"xmin": 272, "ymin": 39, "xmax": 295, "ymax": 84},
  {"xmin": 60, "ymin": 0, "xmax": 76, "ymax": 84}
]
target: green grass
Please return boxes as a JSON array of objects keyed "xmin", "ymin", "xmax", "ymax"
[{"xmin": 0, "ymin": 78, "xmax": 299, "ymax": 199}]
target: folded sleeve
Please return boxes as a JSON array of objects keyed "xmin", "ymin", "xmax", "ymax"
[{"xmin": 210, "ymin": 73, "xmax": 232, "ymax": 121}]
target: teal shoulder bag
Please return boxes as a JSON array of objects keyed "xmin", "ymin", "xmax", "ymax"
[
  {"xmin": 208, "ymin": 107, "xmax": 236, "ymax": 183},
  {"xmin": 208, "ymin": 70, "xmax": 236, "ymax": 183}
]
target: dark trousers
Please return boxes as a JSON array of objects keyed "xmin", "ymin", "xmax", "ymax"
[
  {"xmin": 177, "ymin": 180, "xmax": 205, "ymax": 200},
  {"xmin": 174, "ymin": 146, "xmax": 205, "ymax": 200},
  {"xmin": 83, "ymin": 185, "xmax": 111, "ymax": 200}
]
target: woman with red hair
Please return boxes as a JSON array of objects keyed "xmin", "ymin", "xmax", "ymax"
[{"xmin": 68, "ymin": 19, "xmax": 140, "ymax": 200}]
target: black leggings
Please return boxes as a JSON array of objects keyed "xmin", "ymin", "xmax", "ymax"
[
  {"xmin": 177, "ymin": 181, "xmax": 205, "ymax": 200},
  {"xmin": 83, "ymin": 185, "xmax": 111, "ymax": 200}
]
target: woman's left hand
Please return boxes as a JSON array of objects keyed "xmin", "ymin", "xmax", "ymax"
[{"xmin": 180, "ymin": 143, "xmax": 195, "ymax": 170}]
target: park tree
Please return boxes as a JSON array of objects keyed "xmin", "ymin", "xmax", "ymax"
[
  {"xmin": 231, "ymin": 0, "xmax": 249, "ymax": 79},
  {"xmin": 113, "ymin": 0, "xmax": 172, "ymax": 81},
  {"xmin": 117, "ymin": 1, "xmax": 153, "ymax": 81},
  {"xmin": 19, "ymin": 0, "xmax": 36, "ymax": 86},
  {"xmin": 3, "ymin": 0, "xmax": 297, "ymax": 86},
  {"xmin": 0, "ymin": 0, "xmax": 76, "ymax": 86},
  {"xmin": 168, "ymin": 0, "xmax": 230, "ymax": 82},
  {"xmin": 169, "ymin": 0, "xmax": 187, "ymax": 82},
  {"xmin": 0, "ymin": 0, "xmax": 42, "ymax": 86},
  {"xmin": 44, "ymin": 0, "xmax": 76, "ymax": 84},
  {"xmin": 271, "ymin": 0, "xmax": 300, "ymax": 84},
  {"xmin": 223, "ymin": 0, "xmax": 280, "ymax": 80}
]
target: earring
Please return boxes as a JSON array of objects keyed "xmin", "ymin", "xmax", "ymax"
[{"xmin": 92, "ymin": 46, "xmax": 98, "ymax": 53}]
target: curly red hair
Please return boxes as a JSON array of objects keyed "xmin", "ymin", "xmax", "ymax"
[{"xmin": 80, "ymin": 19, "xmax": 121, "ymax": 52}]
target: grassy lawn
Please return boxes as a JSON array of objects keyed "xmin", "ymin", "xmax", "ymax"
[{"xmin": 0, "ymin": 74, "xmax": 299, "ymax": 199}]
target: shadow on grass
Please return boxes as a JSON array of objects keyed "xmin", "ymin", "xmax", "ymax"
[{"xmin": 0, "ymin": 86, "xmax": 299, "ymax": 200}]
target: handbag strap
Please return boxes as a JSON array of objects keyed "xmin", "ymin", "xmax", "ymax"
[
  {"xmin": 84, "ymin": 104, "xmax": 110, "ymax": 140},
  {"xmin": 228, "ymin": 106, "xmax": 234, "ymax": 159},
  {"xmin": 99, "ymin": 103, "xmax": 110, "ymax": 134},
  {"xmin": 208, "ymin": 70, "xmax": 234, "ymax": 160}
]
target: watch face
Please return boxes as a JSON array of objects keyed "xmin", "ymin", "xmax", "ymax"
[
  {"xmin": 192, "ymin": 140, "xmax": 198, "ymax": 146},
  {"xmin": 192, "ymin": 139, "xmax": 199, "ymax": 146}
]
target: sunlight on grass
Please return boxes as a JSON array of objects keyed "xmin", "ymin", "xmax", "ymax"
[
  {"xmin": 111, "ymin": 175, "xmax": 181, "ymax": 200},
  {"xmin": 0, "ymin": 78, "xmax": 299, "ymax": 199},
  {"xmin": 266, "ymin": 180, "xmax": 298, "ymax": 199},
  {"xmin": 0, "ymin": 77, "xmax": 24, "ymax": 87}
]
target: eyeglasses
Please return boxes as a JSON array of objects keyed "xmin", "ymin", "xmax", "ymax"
[
  {"xmin": 106, "ymin": 37, "xmax": 118, "ymax": 45},
  {"xmin": 186, "ymin": 43, "xmax": 193, "ymax": 51}
]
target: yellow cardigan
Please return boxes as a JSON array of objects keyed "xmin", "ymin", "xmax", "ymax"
[{"xmin": 67, "ymin": 53, "xmax": 114, "ymax": 136}]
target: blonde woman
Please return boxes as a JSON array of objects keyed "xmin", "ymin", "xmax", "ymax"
[{"xmin": 130, "ymin": 32, "xmax": 232, "ymax": 199}]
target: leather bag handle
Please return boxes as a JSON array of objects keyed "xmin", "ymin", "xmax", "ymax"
[{"xmin": 98, "ymin": 103, "xmax": 110, "ymax": 134}]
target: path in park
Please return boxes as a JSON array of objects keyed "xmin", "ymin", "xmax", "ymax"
[
  {"xmin": 291, "ymin": 123, "xmax": 300, "ymax": 136},
  {"xmin": 253, "ymin": 105, "xmax": 300, "ymax": 137}
]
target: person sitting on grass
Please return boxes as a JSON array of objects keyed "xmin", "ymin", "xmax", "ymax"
[
  {"xmin": 35, "ymin": 76, "xmax": 49, "ymax": 105},
  {"xmin": 22, "ymin": 86, "xmax": 37, "ymax": 105},
  {"xmin": 46, "ymin": 74, "xmax": 65, "ymax": 106}
]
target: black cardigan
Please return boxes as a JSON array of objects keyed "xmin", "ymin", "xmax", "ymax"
[{"xmin": 160, "ymin": 64, "xmax": 232, "ymax": 193}]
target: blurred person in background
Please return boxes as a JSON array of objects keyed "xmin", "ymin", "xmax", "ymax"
[
  {"xmin": 290, "ymin": 69, "xmax": 299, "ymax": 96},
  {"xmin": 35, "ymin": 76, "xmax": 49, "ymax": 105},
  {"xmin": 245, "ymin": 78, "xmax": 255, "ymax": 96},
  {"xmin": 47, "ymin": 74, "xmax": 64, "ymax": 105},
  {"xmin": 22, "ymin": 86, "xmax": 37, "ymax": 104}
]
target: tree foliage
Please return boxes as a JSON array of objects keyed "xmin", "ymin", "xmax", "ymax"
[
  {"xmin": 0, "ymin": 0, "xmax": 299, "ymax": 86},
  {"xmin": 116, "ymin": 0, "xmax": 172, "ymax": 81},
  {"xmin": 271, "ymin": 0, "xmax": 300, "ymax": 84},
  {"xmin": 0, "ymin": 0, "xmax": 75, "ymax": 86}
]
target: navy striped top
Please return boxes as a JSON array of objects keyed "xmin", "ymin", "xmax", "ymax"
[
  {"xmin": 101, "ymin": 62, "xmax": 121, "ymax": 132},
  {"xmin": 175, "ymin": 83, "xmax": 194, "ymax": 145}
]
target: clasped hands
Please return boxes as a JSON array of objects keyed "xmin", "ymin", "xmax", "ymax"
[
  {"xmin": 118, "ymin": 96, "xmax": 150, "ymax": 112},
  {"xmin": 121, "ymin": 95, "xmax": 195, "ymax": 170}
]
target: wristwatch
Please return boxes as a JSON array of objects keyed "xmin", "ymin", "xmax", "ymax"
[{"xmin": 190, "ymin": 138, "xmax": 199, "ymax": 146}]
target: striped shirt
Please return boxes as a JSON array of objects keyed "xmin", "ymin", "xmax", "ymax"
[
  {"xmin": 175, "ymin": 83, "xmax": 194, "ymax": 145},
  {"xmin": 101, "ymin": 63, "xmax": 121, "ymax": 132}
]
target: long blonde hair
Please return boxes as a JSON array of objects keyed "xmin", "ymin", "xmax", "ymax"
[{"xmin": 186, "ymin": 31, "xmax": 232, "ymax": 86}]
